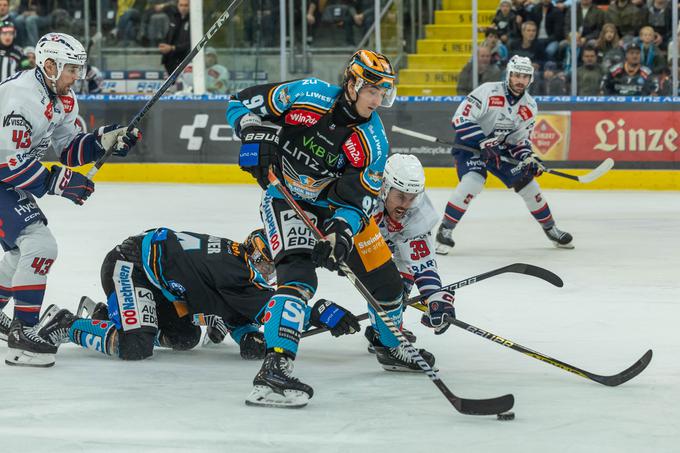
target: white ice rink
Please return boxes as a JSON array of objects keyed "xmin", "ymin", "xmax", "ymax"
[{"xmin": 1, "ymin": 183, "xmax": 678, "ymax": 453}]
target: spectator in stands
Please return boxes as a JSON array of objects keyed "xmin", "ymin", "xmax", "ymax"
[
  {"xmin": 456, "ymin": 45, "xmax": 502, "ymax": 95},
  {"xmin": 601, "ymin": 40, "xmax": 656, "ymax": 95},
  {"xmin": 141, "ymin": 0, "xmax": 174, "ymax": 47},
  {"xmin": 159, "ymin": 0, "xmax": 190, "ymax": 74},
  {"xmin": 321, "ymin": 1, "xmax": 364, "ymax": 46},
  {"xmin": 561, "ymin": 31, "xmax": 583, "ymax": 76},
  {"xmin": 306, "ymin": 0, "xmax": 321, "ymax": 44},
  {"xmin": 116, "ymin": 0, "xmax": 146, "ymax": 47},
  {"xmin": 484, "ymin": 28, "xmax": 509, "ymax": 66},
  {"xmin": 0, "ymin": 0, "xmax": 11, "ymax": 23},
  {"xmin": 643, "ymin": 0, "xmax": 673, "ymax": 49},
  {"xmin": 606, "ymin": 0, "xmax": 645, "ymax": 39},
  {"xmin": 244, "ymin": 0, "xmax": 277, "ymax": 47},
  {"xmin": 511, "ymin": 0, "xmax": 531, "ymax": 23},
  {"xmin": 564, "ymin": 0, "xmax": 605, "ymax": 45},
  {"xmin": 528, "ymin": 0, "xmax": 565, "ymax": 62},
  {"xmin": 204, "ymin": 47, "xmax": 229, "ymax": 94},
  {"xmin": 577, "ymin": 44, "xmax": 604, "ymax": 95},
  {"xmin": 595, "ymin": 22, "xmax": 624, "ymax": 71},
  {"xmin": 493, "ymin": 0, "xmax": 519, "ymax": 45},
  {"xmin": 656, "ymin": 65, "xmax": 678, "ymax": 96},
  {"xmin": 636, "ymin": 25, "xmax": 666, "ymax": 74},
  {"xmin": 72, "ymin": 64, "xmax": 105, "ymax": 94},
  {"xmin": 0, "ymin": 20, "xmax": 24, "ymax": 81},
  {"xmin": 532, "ymin": 61, "xmax": 568, "ymax": 94},
  {"xmin": 509, "ymin": 20, "xmax": 544, "ymax": 67},
  {"xmin": 22, "ymin": 43, "xmax": 34, "ymax": 67},
  {"xmin": 13, "ymin": 0, "xmax": 55, "ymax": 47}
]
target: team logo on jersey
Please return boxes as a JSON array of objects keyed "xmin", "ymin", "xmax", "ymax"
[
  {"xmin": 59, "ymin": 95, "xmax": 75, "ymax": 113},
  {"xmin": 284, "ymin": 109, "xmax": 321, "ymax": 127},
  {"xmin": 488, "ymin": 96, "xmax": 505, "ymax": 107},
  {"xmin": 518, "ymin": 105, "xmax": 533, "ymax": 120},
  {"xmin": 342, "ymin": 132, "xmax": 366, "ymax": 167}
]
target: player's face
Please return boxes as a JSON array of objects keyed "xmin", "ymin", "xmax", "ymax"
[
  {"xmin": 385, "ymin": 188, "xmax": 419, "ymax": 221},
  {"xmin": 354, "ymin": 83, "xmax": 386, "ymax": 118},
  {"xmin": 626, "ymin": 49, "xmax": 641, "ymax": 66},
  {"xmin": 205, "ymin": 54, "xmax": 217, "ymax": 66},
  {"xmin": 56, "ymin": 64, "xmax": 84, "ymax": 95},
  {"xmin": 508, "ymin": 72, "xmax": 531, "ymax": 95}
]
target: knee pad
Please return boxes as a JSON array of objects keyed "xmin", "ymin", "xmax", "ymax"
[
  {"xmin": 158, "ymin": 324, "xmax": 201, "ymax": 351},
  {"xmin": 17, "ymin": 223, "xmax": 58, "ymax": 264},
  {"xmin": 513, "ymin": 175, "xmax": 535, "ymax": 193},
  {"xmin": 457, "ymin": 171, "xmax": 486, "ymax": 197},
  {"xmin": 516, "ymin": 179, "xmax": 543, "ymax": 207},
  {"xmin": 275, "ymin": 255, "xmax": 317, "ymax": 301},
  {"xmin": 118, "ymin": 329, "xmax": 156, "ymax": 360},
  {"xmin": 366, "ymin": 261, "xmax": 404, "ymax": 303}
]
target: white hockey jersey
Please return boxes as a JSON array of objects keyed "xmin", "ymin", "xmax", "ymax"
[
  {"xmin": 452, "ymin": 81, "xmax": 537, "ymax": 156},
  {"xmin": 0, "ymin": 68, "xmax": 81, "ymax": 195},
  {"xmin": 374, "ymin": 193, "xmax": 441, "ymax": 296}
]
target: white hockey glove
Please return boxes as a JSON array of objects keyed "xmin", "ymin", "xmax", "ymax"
[{"xmin": 97, "ymin": 124, "xmax": 142, "ymax": 157}]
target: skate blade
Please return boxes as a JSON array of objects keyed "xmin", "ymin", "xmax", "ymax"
[
  {"xmin": 552, "ymin": 241, "xmax": 575, "ymax": 249},
  {"xmin": 435, "ymin": 243, "xmax": 451, "ymax": 255},
  {"xmin": 76, "ymin": 296, "xmax": 98, "ymax": 318},
  {"xmin": 381, "ymin": 363, "xmax": 439, "ymax": 373},
  {"xmin": 367, "ymin": 344, "xmax": 375, "ymax": 354},
  {"xmin": 245, "ymin": 385, "xmax": 310, "ymax": 409},
  {"xmin": 5, "ymin": 348, "xmax": 55, "ymax": 367}
]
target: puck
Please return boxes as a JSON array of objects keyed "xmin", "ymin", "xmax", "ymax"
[{"xmin": 496, "ymin": 411, "xmax": 515, "ymax": 421}]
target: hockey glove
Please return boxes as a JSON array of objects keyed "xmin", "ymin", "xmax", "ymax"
[
  {"xmin": 310, "ymin": 299, "xmax": 360, "ymax": 337},
  {"xmin": 519, "ymin": 153, "xmax": 546, "ymax": 177},
  {"xmin": 240, "ymin": 331, "xmax": 266, "ymax": 360},
  {"xmin": 478, "ymin": 136, "xmax": 504, "ymax": 168},
  {"xmin": 311, "ymin": 218, "xmax": 353, "ymax": 272},
  {"xmin": 421, "ymin": 290, "xmax": 456, "ymax": 335},
  {"xmin": 97, "ymin": 124, "xmax": 142, "ymax": 157},
  {"xmin": 46, "ymin": 165, "xmax": 95, "ymax": 205},
  {"xmin": 238, "ymin": 124, "xmax": 280, "ymax": 190}
]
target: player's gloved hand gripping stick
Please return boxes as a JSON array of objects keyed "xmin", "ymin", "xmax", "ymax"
[
  {"xmin": 391, "ymin": 125, "xmax": 614, "ymax": 184},
  {"xmin": 86, "ymin": 0, "xmax": 245, "ymax": 179},
  {"xmin": 266, "ymin": 167, "xmax": 515, "ymax": 417}
]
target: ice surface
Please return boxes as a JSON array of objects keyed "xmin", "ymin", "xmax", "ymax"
[{"xmin": 1, "ymin": 184, "xmax": 678, "ymax": 452}]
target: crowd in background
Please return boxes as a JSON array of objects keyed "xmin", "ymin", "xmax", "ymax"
[{"xmin": 461, "ymin": 0, "xmax": 679, "ymax": 96}]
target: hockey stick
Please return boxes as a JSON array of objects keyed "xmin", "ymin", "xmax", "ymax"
[
  {"xmin": 86, "ymin": 0, "xmax": 244, "ymax": 179},
  {"xmin": 407, "ymin": 302, "xmax": 652, "ymax": 387},
  {"xmin": 267, "ymin": 168, "xmax": 514, "ymax": 416},
  {"xmin": 302, "ymin": 262, "xmax": 563, "ymax": 338},
  {"xmin": 391, "ymin": 125, "xmax": 615, "ymax": 184}
]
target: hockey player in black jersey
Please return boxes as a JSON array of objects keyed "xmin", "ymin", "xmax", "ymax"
[
  {"xmin": 36, "ymin": 228, "xmax": 360, "ymax": 362},
  {"xmin": 228, "ymin": 49, "xmax": 436, "ymax": 408}
]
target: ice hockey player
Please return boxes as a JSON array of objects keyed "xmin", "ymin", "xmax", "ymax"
[
  {"xmin": 364, "ymin": 154, "xmax": 456, "ymax": 354},
  {"xmin": 36, "ymin": 228, "xmax": 360, "ymax": 363},
  {"xmin": 227, "ymin": 49, "xmax": 435, "ymax": 408},
  {"xmin": 0, "ymin": 32, "xmax": 141, "ymax": 367},
  {"xmin": 435, "ymin": 55, "xmax": 573, "ymax": 254}
]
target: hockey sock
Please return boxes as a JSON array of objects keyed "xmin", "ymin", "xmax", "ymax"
[
  {"xmin": 262, "ymin": 294, "xmax": 306, "ymax": 358},
  {"xmin": 69, "ymin": 318, "xmax": 117, "ymax": 356},
  {"xmin": 368, "ymin": 302, "xmax": 403, "ymax": 348},
  {"xmin": 13, "ymin": 294, "xmax": 44, "ymax": 326},
  {"xmin": 517, "ymin": 179, "xmax": 555, "ymax": 229},
  {"xmin": 442, "ymin": 172, "xmax": 485, "ymax": 228}
]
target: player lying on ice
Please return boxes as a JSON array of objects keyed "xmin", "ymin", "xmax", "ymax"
[
  {"xmin": 227, "ymin": 49, "xmax": 454, "ymax": 408},
  {"xmin": 34, "ymin": 228, "xmax": 360, "ymax": 361},
  {"xmin": 363, "ymin": 153, "xmax": 456, "ymax": 353}
]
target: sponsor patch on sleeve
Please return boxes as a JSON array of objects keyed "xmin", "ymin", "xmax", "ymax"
[{"xmin": 342, "ymin": 132, "xmax": 366, "ymax": 167}]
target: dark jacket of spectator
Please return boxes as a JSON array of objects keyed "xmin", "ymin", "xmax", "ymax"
[
  {"xmin": 643, "ymin": 3, "xmax": 673, "ymax": 46},
  {"xmin": 528, "ymin": 2, "xmax": 565, "ymax": 43},
  {"xmin": 16, "ymin": 0, "xmax": 55, "ymax": 16},
  {"xmin": 492, "ymin": 9, "xmax": 519, "ymax": 43},
  {"xmin": 577, "ymin": 64, "xmax": 605, "ymax": 95},
  {"xmin": 161, "ymin": 6, "xmax": 190, "ymax": 74},
  {"xmin": 564, "ymin": 2, "xmax": 606, "ymax": 42},
  {"xmin": 456, "ymin": 62, "xmax": 502, "ymax": 95},
  {"xmin": 605, "ymin": 0, "xmax": 645, "ymax": 38},
  {"xmin": 508, "ymin": 37, "xmax": 544, "ymax": 65}
]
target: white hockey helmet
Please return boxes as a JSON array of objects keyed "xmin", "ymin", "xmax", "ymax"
[
  {"xmin": 506, "ymin": 55, "xmax": 534, "ymax": 85},
  {"xmin": 35, "ymin": 33, "xmax": 87, "ymax": 82},
  {"xmin": 381, "ymin": 153, "xmax": 426, "ymax": 201}
]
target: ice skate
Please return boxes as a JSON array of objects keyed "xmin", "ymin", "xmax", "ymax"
[
  {"xmin": 5, "ymin": 318, "xmax": 57, "ymax": 367},
  {"xmin": 76, "ymin": 296, "xmax": 108, "ymax": 319},
  {"xmin": 435, "ymin": 224, "xmax": 455, "ymax": 255},
  {"xmin": 544, "ymin": 225, "xmax": 574, "ymax": 249},
  {"xmin": 0, "ymin": 310, "xmax": 11, "ymax": 341},
  {"xmin": 374, "ymin": 342, "xmax": 437, "ymax": 372},
  {"xmin": 37, "ymin": 304, "xmax": 76, "ymax": 347},
  {"xmin": 245, "ymin": 352, "xmax": 313, "ymax": 409},
  {"xmin": 365, "ymin": 325, "xmax": 416, "ymax": 354}
]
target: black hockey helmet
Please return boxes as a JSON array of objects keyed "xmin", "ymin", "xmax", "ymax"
[{"xmin": 244, "ymin": 229, "xmax": 275, "ymax": 280}]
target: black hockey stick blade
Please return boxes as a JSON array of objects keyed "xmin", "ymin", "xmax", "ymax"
[
  {"xmin": 589, "ymin": 349, "xmax": 653, "ymax": 387},
  {"xmin": 455, "ymin": 392, "xmax": 515, "ymax": 416},
  {"xmin": 505, "ymin": 263, "xmax": 563, "ymax": 287}
]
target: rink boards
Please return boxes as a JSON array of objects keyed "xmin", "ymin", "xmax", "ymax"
[{"xmin": 73, "ymin": 95, "xmax": 680, "ymax": 190}]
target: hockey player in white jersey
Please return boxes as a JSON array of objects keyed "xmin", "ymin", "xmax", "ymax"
[
  {"xmin": 0, "ymin": 33, "xmax": 141, "ymax": 367},
  {"xmin": 436, "ymin": 55, "xmax": 573, "ymax": 254},
  {"xmin": 364, "ymin": 154, "xmax": 456, "ymax": 363}
]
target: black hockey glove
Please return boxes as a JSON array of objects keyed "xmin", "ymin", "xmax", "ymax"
[
  {"xmin": 311, "ymin": 218, "xmax": 353, "ymax": 272},
  {"xmin": 421, "ymin": 290, "xmax": 456, "ymax": 335},
  {"xmin": 46, "ymin": 165, "xmax": 95, "ymax": 205},
  {"xmin": 238, "ymin": 120, "xmax": 280, "ymax": 190},
  {"xmin": 310, "ymin": 299, "xmax": 360, "ymax": 337},
  {"xmin": 240, "ymin": 331, "xmax": 266, "ymax": 360}
]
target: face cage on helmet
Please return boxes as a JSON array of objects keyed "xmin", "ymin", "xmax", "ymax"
[{"xmin": 353, "ymin": 77, "xmax": 396, "ymax": 108}]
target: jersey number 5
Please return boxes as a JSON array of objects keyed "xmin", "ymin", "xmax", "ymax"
[
  {"xmin": 409, "ymin": 240, "xmax": 430, "ymax": 260},
  {"xmin": 461, "ymin": 103, "xmax": 472, "ymax": 117}
]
